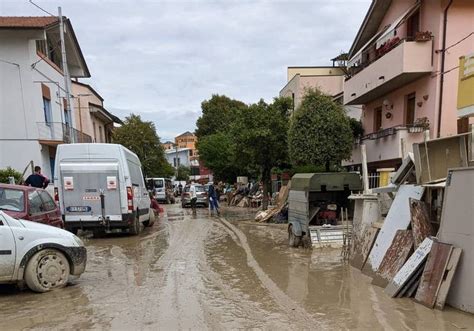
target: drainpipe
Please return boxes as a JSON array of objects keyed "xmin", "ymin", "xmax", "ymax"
[{"xmin": 437, "ymin": 0, "xmax": 454, "ymax": 138}]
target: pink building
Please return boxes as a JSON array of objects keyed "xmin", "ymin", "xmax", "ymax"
[{"xmin": 343, "ymin": 0, "xmax": 474, "ymax": 171}]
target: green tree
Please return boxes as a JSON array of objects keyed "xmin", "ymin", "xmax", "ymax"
[
  {"xmin": 232, "ymin": 97, "xmax": 291, "ymax": 209},
  {"xmin": 112, "ymin": 114, "xmax": 174, "ymax": 178},
  {"xmin": 176, "ymin": 166, "xmax": 190, "ymax": 181},
  {"xmin": 197, "ymin": 132, "xmax": 242, "ymax": 182},
  {"xmin": 0, "ymin": 167, "xmax": 23, "ymax": 184},
  {"xmin": 195, "ymin": 94, "xmax": 247, "ymax": 139},
  {"xmin": 288, "ymin": 89, "xmax": 353, "ymax": 171},
  {"xmin": 348, "ymin": 117, "xmax": 364, "ymax": 139}
]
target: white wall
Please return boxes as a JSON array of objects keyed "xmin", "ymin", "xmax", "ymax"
[
  {"xmin": 0, "ymin": 30, "xmax": 69, "ymax": 178},
  {"xmin": 165, "ymin": 149, "xmax": 191, "ymax": 168}
]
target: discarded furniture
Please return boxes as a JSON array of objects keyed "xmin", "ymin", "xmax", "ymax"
[
  {"xmin": 288, "ymin": 172, "xmax": 363, "ymax": 247},
  {"xmin": 413, "ymin": 133, "xmax": 470, "ymax": 184},
  {"xmin": 438, "ymin": 167, "xmax": 474, "ymax": 313},
  {"xmin": 364, "ymin": 185, "xmax": 425, "ymax": 275}
]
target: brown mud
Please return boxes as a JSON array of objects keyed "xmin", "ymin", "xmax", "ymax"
[{"xmin": 1, "ymin": 204, "xmax": 473, "ymax": 330}]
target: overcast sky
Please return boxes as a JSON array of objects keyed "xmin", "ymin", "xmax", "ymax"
[{"xmin": 1, "ymin": 0, "xmax": 371, "ymax": 141}]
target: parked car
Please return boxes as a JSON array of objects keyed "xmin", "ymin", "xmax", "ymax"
[
  {"xmin": 0, "ymin": 184, "xmax": 63, "ymax": 228},
  {"xmin": 146, "ymin": 177, "xmax": 175, "ymax": 203},
  {"xmin": 0, "ymin": 211, "xmax": 87, "ymax": 293},
  {"xmin": 181, "ymin": 184, "xmax": 208, "ymax": 208},
  {"xmin": 54, "ymin": 143, "xmax": 151, "ymax": 236}
]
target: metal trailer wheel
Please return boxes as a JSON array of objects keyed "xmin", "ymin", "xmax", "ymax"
[
  {"xmin": 24, "ymin": 249, "xmax": 70, "ymax": 293},
  {"xmin": 288, "ymin": 226, "xmax": 301, "ymax": 248}
]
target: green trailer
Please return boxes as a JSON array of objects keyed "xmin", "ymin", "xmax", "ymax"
[{"xmin": 288, "ymin": 172, "xmax": 363, "ymax": 247}]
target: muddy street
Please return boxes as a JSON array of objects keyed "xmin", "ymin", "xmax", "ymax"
[{"xmin": 1, "ymin": 203, "xmax": 474, "ymax": 330}]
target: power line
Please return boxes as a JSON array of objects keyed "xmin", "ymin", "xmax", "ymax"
[
  {"xmin": 438, "ymin": 32, "xmax": 474, "ymax": 53},
  {"xmin": 431, "ymin": 65, "xmax": 460, "ymax": 78},
  {"xmin": 28, "ymin": 0, "xmax": 55, "ymax": 16}
]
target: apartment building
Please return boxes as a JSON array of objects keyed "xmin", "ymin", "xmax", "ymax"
[
  {"xmin": 175, "ymin": 131, "xmax": 198, "ymax": 158},
  {"xmin": 71, "ymin": 81, "xmax": 122, "ymax": 143},
  {"xmin": 343, "ymin": 0, "xmax": 474, "ymax": 172},
  {"xmin": 280, "ymin": 64, "xmax": 362, "ymax": 119},
  {"xmin": 0, "ymin": 16, "xmax": 90, "ymax": 178}
]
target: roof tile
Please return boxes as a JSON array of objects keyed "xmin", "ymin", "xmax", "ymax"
[{"xmin": 0, "ymin": 16, "xmax": 59, "ymax": 29}]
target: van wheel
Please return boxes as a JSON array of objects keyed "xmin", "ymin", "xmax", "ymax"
[
  {"xmin": 24, "ymin": 249, "xmax": 70, "ymax": 293},
  {"xmin": 129, "ymin": 214, "xmax": 141, "ymax": 235}
]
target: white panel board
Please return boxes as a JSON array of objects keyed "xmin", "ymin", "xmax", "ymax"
[
  {"xmin": 365, "ymin": 185, "xmax": 425, "ymax": 273},
  {"xmin": 438, "ymin": 167, "xmax": 474, "ymax": 313}
]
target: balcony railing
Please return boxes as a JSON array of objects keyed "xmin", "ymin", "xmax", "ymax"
[
  {"xmin": 358, "ymin": 124, "xmax": 428, "ymax": 142},
  {"xmin": 37, "ymin": 122, "xmax": 92, "ymax": 144}
]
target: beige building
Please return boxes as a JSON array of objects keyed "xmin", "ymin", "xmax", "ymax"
[
  {"xmin": 162, "ymin": 141, "xmax": 176, "ymax": 151},
  {"xmin": 280, "ymin": 66, "xmax": 345, "ymax": 110},
  {"xmin": 175, "ymin": 131, "xmax": 198, "ymax": 158},
  {"xmin": 71, "ymin": 81, "xmax": 122, "ymax": 143}
]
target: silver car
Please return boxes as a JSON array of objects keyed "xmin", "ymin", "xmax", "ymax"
[{"xmin": 181, "ymin": 184, "xmax": 208, "ymax": 208}]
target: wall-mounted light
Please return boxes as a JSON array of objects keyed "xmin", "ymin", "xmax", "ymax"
[
  {"xmin": 383, "ymin": 99, "xmax": 393, "ymax": 110},
  {"xmin": 385, "ymin": 112, "xmax": 393, "ymax": 119}
]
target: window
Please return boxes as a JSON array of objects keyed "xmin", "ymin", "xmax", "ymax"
[
  {"xmin": 189, "ymin": 150, "xmax": 193, "ymax": 156},
  {"xmin": 374, "ymin": 107, "xmax": 383, "ymax": 132},
  {"xmin": 407, "ymin": 10, "xmax": 420, "ymax": 39},
  {"xmin": 406, "ymin": 93, "xmax": 416, "ymax": 125},
  {"xmin": 28, "ymin": 191, "xmax": 44, "ymax": 214},
  {"xmin": 174, "ymin": 157, "xmax": 180, "ymax": 167},
  {"xmin": 0, "ymin": 188, "xmax": 25, "ymax": 212},
  {"xmin": 43, "ymin": 98, "xmax": 52, "ymax": 124},
  {"xmin": 39, "ymin": 191, "xmax": 56, "ymax": 212}
]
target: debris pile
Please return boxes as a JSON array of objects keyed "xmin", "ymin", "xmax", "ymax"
[
  {"xmin": 350, "ymin": 132, "xmax": 473, "ymax": 312},
  {"xmin": 255, "ymin": 182, "xmax": 290, "ymax": 222}
]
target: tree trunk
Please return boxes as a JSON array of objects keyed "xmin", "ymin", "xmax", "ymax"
[{"xmin": 262, "ymin": 167, "xmax": 271, "ymax": 210}]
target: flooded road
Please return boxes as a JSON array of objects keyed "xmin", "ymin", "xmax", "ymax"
[{"xmin": 1, "ymin": 203, "xmax": 474, "ymax": 330}]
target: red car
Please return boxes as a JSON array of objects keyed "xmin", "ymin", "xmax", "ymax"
[{"xmin": 0, "ymin": 184, "xmax": 63, "ymax": 228}]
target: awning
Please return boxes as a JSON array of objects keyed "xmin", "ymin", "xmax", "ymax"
[
  {"xmin": 348, "ymin": 26, "xmax": 388, "ymax": 67},
  {"xmin": 376, "ymin": 2, "xmax": 421, "ymax": 49}
]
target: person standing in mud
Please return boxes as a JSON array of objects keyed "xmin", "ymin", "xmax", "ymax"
[
  {"xmin": 208, "ymin": 183, "xmax": 220, "ymax": 216},
  {"xmin": 190, "ymin": 184, "xmax": 197, "ymax": 214}
]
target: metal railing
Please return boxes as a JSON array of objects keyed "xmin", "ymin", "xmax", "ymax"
[
  {"xmin": 37, "ymin": 122, "xmax": 92, "ymax": 143},
  {"xmin": 358, "ymin": 124, "xmax": 428, "ymax": 142}
]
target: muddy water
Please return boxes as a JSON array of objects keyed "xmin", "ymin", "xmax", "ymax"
[{"xmin": 1, "ymin": 204, "xmax": 473, "ymax": 330}]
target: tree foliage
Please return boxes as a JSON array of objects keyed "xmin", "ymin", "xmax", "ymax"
[
  {"xmin": 176, "ymin": 165, "xmax": 190, "ymax": 181},
  {"xmin": 231, "ymin": 97, "xmax": 292, "ymax": 209},
  {"xmin": 348, "ymin": 117, "xmax": 364, "ymax": 139},
  {"xmin": 195, "ymin": 94, "xmax": 247, "ymax": 139},
  {"xmin": 0, "ymin": 167, "xmax": 23, "ymax": 184},
  {"xmin": 197, "ymin": 132, "xmax": 241, "ymax": 182},
  {"xmin": 288, "ymin": 89, "xmax": 353, "ymax": 171},
  {"xmin": 112, "ymin": 114, "xmax": 174, "ymax": 178}
]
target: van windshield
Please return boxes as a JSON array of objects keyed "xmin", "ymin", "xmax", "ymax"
[{"xmin": 154, "ymin": 180, "xmax": 164, "ymax": 188}]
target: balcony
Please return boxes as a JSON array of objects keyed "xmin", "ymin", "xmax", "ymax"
[
  {"xmin": 342, "ymin": 125, "xmax": 428, "ymax": 166},
  {"xmin": 37, "ymin": 122, "xmax": 92, "ymax": 146},
  {"xmin": 344, "ymin": 39, "xmax": 433, "ymax": 105}
]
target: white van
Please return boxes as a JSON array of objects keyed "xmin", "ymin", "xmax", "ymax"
[
  {"xmin": 146, "ymin": 177, "xmax": 174, "ymax": 203},
  {"xmin": 54, "ymin": 143, "xmax": 151, "ymax": 236}
]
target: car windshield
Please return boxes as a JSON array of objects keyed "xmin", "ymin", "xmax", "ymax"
[
  {"xmin": 0, "ymin": 188, "xmax": 25, "ymax": 212},
  {"xmin": 194, "ymin": 185, "xmax": 205, "ymax": 192}
]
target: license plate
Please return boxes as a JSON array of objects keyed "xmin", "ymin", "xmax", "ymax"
[{"xmin": 67, "ymin": 206, "xmax": 91, "ymax": 213}]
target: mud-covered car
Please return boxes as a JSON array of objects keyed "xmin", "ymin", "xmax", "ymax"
[
  {"xmin": 0, "ymin": 211, "xmax": 87, "ymax": 293},
  {"xmin": 181, "ymin": 184, "xmax": 208, "ymax": 208}
]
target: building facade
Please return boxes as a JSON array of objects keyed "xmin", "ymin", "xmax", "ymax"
[
  {"xmin": 343, "ymin": 0, "xmax": 474, "ymax": 172},
  {"xmin": 71, "ymin": 81, "xmax": 122, "ymax": 143},
  {"xmin": 175, "ymin": 131, "xmax": 198, "ymax": 158},
  {"xmin": 164, "ymin": 148, "xmax": 192, "ymax": 168},
  {"xmin": 162, "ymin": 141, "xmax": 175, "ymax": 151},
  {"xmin": 0, "ymin": 16, "xmax": 90, "ymax": 178}
]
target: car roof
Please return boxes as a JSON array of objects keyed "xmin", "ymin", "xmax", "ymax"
[{"xmin": 0, "ymin": 183, "xmax": 40, "ymax": 192}]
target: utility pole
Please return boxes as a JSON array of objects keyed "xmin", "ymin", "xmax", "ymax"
[
  {"xmin": 58, "ymin": 7, "xmax": 74, "ymax": 142},
  {"xmin": 175, "ymin": 144, "xmax": 179, "ymax": 179}
]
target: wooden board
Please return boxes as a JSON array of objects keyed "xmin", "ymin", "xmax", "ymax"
[
  {"xmin": 409, "ymin": 198, "xmax": 434, "ymax": 248},
  {"xmin": 435, "ymin": 248, "xmax": 462, "ymax": 310},
  {"xmin": 385, "ymin": 237, "xmax": 433, "ymax": 297},
  {"xmin": 397, "ymin": 264, "xmax": 425, "ymax": 298},
  {"xmin": 351, "ymin": 227, "xmax": 379, "ymax": 270},
  {"xmin": 415, "ymin": 241, "xmax": 453, "ymax": 308},
  {"xmin": 372, "ymin": 230, "xmax": 414, "ymax": 288},
  {"xmin": 365, "ymin": 185, "xmax": 425, "ymax": 274}
]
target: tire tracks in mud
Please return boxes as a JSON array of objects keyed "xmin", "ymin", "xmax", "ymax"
[{"xmin": 216, "ymin": 216, "xmax": 325, "ymax": 329}]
